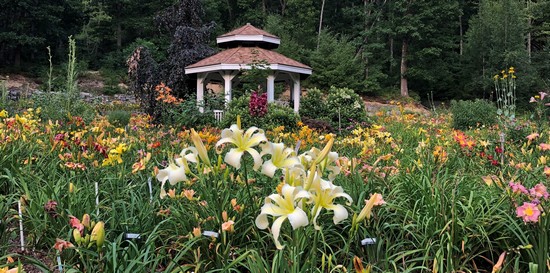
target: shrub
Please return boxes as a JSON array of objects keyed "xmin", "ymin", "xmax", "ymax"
[
  {"xmin": 301, "ymin": 87, "xmax": 368, "ymax": 133},
  {"xmin": 222, "ymin": 95, "xmax": 299, "ymax": 131},
  {"xmin": 301, "ymin": 117, "xmax": 334, "ymax": 133},
  {"xmin": 161, "ymin": 98, "xmax": 217, "ymax": 129},
  {"xmin": 33, "ymin": 92, "xmax": 96, "ymax": 123},
  {"xmin": 300, "ymin": 88, "xmax": 328, "ymax": 119},
  {"xmin": 107, "ymin": 110, "xmax": 132, "ymax": 127},
  {"xmin": 326, "ymin": 86, "xmax": 368, "ymax": 132},
  {"xmin": 450, "ymin": 99, "xmax": 497, "ymax": 130}
]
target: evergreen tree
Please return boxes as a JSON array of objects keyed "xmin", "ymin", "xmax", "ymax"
[
  {"xmin": 0, "ymin": 0, "xmax": 65, "ymax": 68},
  {"xmin": 463, "ymin": 0, "xmax": 528, "ymax": 98}
]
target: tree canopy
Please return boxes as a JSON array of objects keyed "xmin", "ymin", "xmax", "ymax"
[{"xmin": 0, "ymin": 0, "xmax": 549, "ymax": 101}]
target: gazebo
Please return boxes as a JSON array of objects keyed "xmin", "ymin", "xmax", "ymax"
[{"xmin": 185, "ymin": 23, "xmax": 312, "ymax": 113}]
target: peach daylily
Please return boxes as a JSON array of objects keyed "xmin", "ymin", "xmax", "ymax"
[
  {"xmin": 526, "ymin": 133, "xmax": 539, "ymax": 141},
  {"xmin": 53, "ymin": 238, "xmax": 74, "ymax": 253},
  {"xmin": 540, "ymin": 143, "xmax": 550, "ymax": 151},
  {"xmin": 221, "ymin": 220, "xmax": 235, "ymax": 232},
  {"xmin": 491, "ymin": 252, "xmax": 506, "ymax": 273},
  {"xmin": 356, "ymin": 193, "xmax": 386, "ymax": 223}
]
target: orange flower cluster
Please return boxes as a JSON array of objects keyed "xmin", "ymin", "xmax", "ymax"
[
  {"xmin": 453, "ymin": 130, "xmax": 475, "ymax": 150},
  {"xmin": 155, "ymin": 83, "xmax": 182, "ymax": 105}
]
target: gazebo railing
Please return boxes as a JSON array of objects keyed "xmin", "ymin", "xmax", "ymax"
[{"xmin": 213, "ymin": 110, "xmax": 224, "ymax": 123}]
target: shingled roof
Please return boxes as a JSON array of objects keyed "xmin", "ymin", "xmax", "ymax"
[
  {"xmin": 218, "ymin": 23, "xmax": 278, "ymax": 39},
  {"xmin": 186, "ymin": 47, "xmax": 310, "ymax": 70}
]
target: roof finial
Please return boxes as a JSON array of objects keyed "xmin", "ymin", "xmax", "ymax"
[{"xmin": 246, "ymin": 22, "xmax": 251, "ymax": 26}]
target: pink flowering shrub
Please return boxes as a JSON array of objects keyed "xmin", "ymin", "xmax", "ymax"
[{"xmin": 249, "ymin": 91, "xmax": 268, "ymax": 117}]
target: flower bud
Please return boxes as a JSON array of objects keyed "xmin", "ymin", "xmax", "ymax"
[
  {"xmin": 81, "ymin": 214, "xmax": 91, "ymax": 230},
  {"xmin": 91, "ymin": 221, "xmax": 105, "ymax": 250},
  {"xmin": 69, "ymin": 182, "xmax": 74, "ymax": 193},
  {"xmin": 73, "ymin": 228, "xmax": 82, "ymax": 245}
]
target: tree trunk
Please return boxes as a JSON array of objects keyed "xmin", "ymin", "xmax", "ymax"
[
  {"xmin": 527, "ymin": 0, "xmax": 532, "ymax": 61},
  {"xmin": 226, "ymin": 0, "xmax": 233, "ymax": 21},
  {"xmin": 317, "ymin": 0, "xmax": 326, "ymax": 50},
  {"xmin": 459, "ymin": 14, "xmax": 463, "ymax": 55},
  {"xmin": 400, "ymin": 39, "xmax": 409, "ymax": 97},
  {"xmin": 389, "ymin": 37, "xmax": 394, "ymax": 73},
  {"xmin": 117, "ymin": 23, "xmax": 122, "ymax": 51}
]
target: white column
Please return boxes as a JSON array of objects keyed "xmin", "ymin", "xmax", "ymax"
[
  {"xmin": 222, "ymin": 71, "xmax": 238, "ymax": 107},
  {"xmin": 291, "ymin": 73, "xmax": 301, "ymax": 113},
  {"xmin": 267, "ymin": 73, "xmax": 275, "ymax": 102},
  {"xmin": 197, "ymin": 73, "xmax": 205, "ymax": 113}
]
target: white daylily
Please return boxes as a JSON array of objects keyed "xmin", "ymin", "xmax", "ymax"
[
  {"xmin": 216, "ymin": 124, "xmax": 267, "ymax": 170},
  {"xmin": 309, "ymin": 179, "xmax": 353, "ymax": 230},
  {"xmin": 255, "ymin": 184, "xmax": 310, "ymax": 249},
  {"xmin": 283, "ymin": 166, "xmax": 306, "ymax": 187},
  {"xmin": 157, "ymin": 157, "xmax": 189, "ymax": 198},
  {"xmin": 260, "ymin": 142, "xmax": 301, "ymax": 177},
  {"xmin": 180, "ymin": 147, "xmax": 199, "ymax": 163}
]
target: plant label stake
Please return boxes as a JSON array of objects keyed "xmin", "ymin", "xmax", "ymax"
[
  {"xmin": 148, "ymin": 177, "xmax": 153, "ymax": 203},
  {"xmin": 95, "ymin": 182, "xmax": 99, "ymax": 215},
  {"xmin": 18, "ymin": 199, "xmax": 25, "ymax": 251},
  {"xmin": 361, "ymin": 237, "xmax": 376, "ymax": 246},
  {"xmin": 57, "ymin": 254, "xmax": 63, "ymax": 272},
  {"xmin": 202, "ymin": 231, "xmax": 219, "ymax": 238},
  {"xmin": 499, "ymin": 132, "xmax": 505, "ymax": 166}
]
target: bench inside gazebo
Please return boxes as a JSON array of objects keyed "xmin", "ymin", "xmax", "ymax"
[{"xmin": 185, "ymin": 23, "xmax": 312, "ymax": 118}]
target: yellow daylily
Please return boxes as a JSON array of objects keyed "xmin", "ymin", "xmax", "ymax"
[
  {"xmin": 216, "ymin": 124, "xmax": 267, "ymax": 170},
  {"xmin": 255, "ymin": 184, "xmax": 310, "ymax": 249},
  {"xmin": 190, "ymin": 128, "xmax": 211, "ymax": 166},
  {"xmin": 260, "ymin": 142, "xmax": 301, "ymax": 177},
  {"xmin": 309, "ymin": 179, "xmax": 352, "ymax": 230}
]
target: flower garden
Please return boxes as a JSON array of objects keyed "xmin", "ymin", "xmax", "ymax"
[{"xmin": 1, "ymin": 91, "xmax": 550, "ymax": 272}]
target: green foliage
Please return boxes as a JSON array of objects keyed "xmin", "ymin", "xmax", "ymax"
[
  {"xmin": 0, "ymin": 195, "xmax": 14, "ymax": 254},
  {"xmin": 326, "ymin": 87, "xmax": 369, "ymax": 131},
  {"xmin": 300, "ymin": 88, "xmax": 328, "ymax": 120},
  {"xmin": 301, "ymin": 87, "xmax": 368, "ymax": 133},
  {"xmin": 451, "ymin": 99, "xmax": 498, "ymax": 130},
  {"xmin": 221, "ymin": 95, "xmax": 299, "ymax": 131},
  {"xmin": 107, "ymin": 110, "xmax": 131, "ymax": 127},
  {"xmin": 33, "ymin": 93, "xmax": 96, "ymax": 123},
  {"xmin": 160, "ymin": 98, "xmax": 217, "ymax": 129},
  {"xmin": 238, "ymin": 58, "xmax": 272, "ymax": 94},
  {"xmin": 309, "ymin": 32, "xmax": 365, "ymax": 92},
  {"xmin": 463, "ymin": 0, "xmax": 531, "ymax": 98}
]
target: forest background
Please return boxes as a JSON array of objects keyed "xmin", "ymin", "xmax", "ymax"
[{"xmin": 0, "ymin": 0, "xmax": 549, "ymax": 106}]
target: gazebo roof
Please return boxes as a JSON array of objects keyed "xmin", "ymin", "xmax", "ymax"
[
  {"xmin": 185, "ymin": 46, "xmax": 312, "ymax": 75},
  {"xmin": 216, "ymin": 23, "xmax": 280, "ymax": 49}
]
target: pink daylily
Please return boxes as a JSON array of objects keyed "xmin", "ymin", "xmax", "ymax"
[
  {"xmin": 509, "ymin": 181, "xmax": 528, "ymax": 195},
  {"xmin": 529, "ymin": 183, "xmax": 549, "ymax": 200},
  {"xmin": 540, "ymin": 143, "xmax": 550, "ymax": 151},
  {"xmin": 516, "ymin": 202, "xmax": 541, "ymax": 223}
]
